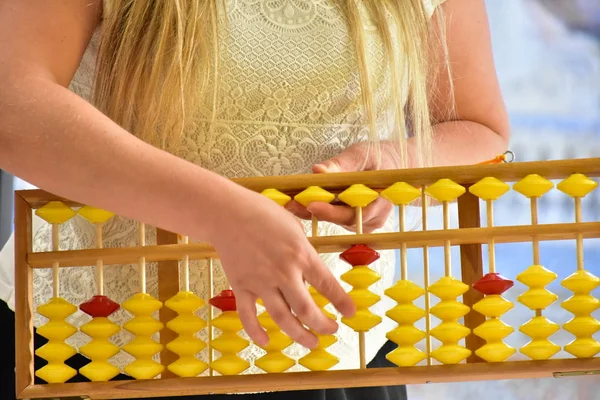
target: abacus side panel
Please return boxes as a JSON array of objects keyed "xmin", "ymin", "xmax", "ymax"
[{"xmin": 14, "ymin": 193, "xmax": 34, "ymax": 397}]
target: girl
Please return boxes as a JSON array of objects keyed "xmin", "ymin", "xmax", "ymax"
[{"xmin": 0, "ymin": 0, "xmax": 509, "ymax": 399}]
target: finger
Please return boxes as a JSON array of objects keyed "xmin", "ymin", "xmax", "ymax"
[
  {"xmin": 235, "ymin": 290, "xmax": 268, "ymax": 346},
  {"xmin": 261, "ymin": 289, "xmax": 319, "ymax": 349},
  {"xmin": 284, "ymin": 200, "xmax": 313, "ymax": 220},
  {"xmin": 304, "ymin": 253, "xmax": 356, "ymax": 318},
  {"xmin": 306, "ymin": 202, "xmax": 355, "ymax": 227},
  {"xmin": 280, "ymin": 274, "xmax": 338, "ymax": 336}
]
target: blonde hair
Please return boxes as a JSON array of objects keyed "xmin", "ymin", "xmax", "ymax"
[{"xmin": 94, "ymin": 1, "xmax": 451, "ymax": 170}]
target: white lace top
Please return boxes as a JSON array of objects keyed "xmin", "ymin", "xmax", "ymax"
[{"xmin": 2, "ymin": 0, "xmax": 445, "ymax": 376}]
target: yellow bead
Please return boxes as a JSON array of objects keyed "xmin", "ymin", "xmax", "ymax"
[
  {"xmin": 167, "ymin": 336, "xmax": 206, "ymax": 355},
  {"xmin": 37, "ymin": 320, "xmax": 77, "ymax": 341},
  {"xmin": 211, "ymin": 333, "xmax": 249, "ymax": 354},
  {"xmin": 122, "ymin": 336, "xmax": 163, "ymax": 358},
  {"xmin": 386, "ymin": 347, "xmax": 427, "ymax": 367},
  {"xmin": 475, "ymin": 342, "xmax": 516, "ymax": 363},
  {"xmin": 430, "ymin": 344, "xmax": 471, "ymax": 365},
  {"xmin": 347, "ymin": 288, "xmax": 380, "ymax": 309},
  {"xmin": 79, "ymin": 317, "xmax": 121, "ymax": 379},
  {"xmin": 78, "ymin": 206, "xmax": 115, "ymax": 224},
  {"xmin": 35, "ymin": 201, "xmax": 77, "ymax": 224},
  {"xmin": 469, "ymin": 177, "xmax": 510, "ymax": 200},
  {"xmin": 212, "ymin": 311, "xmax": 244, "ymax": 333},
  {"xmin": 387, "ymin": 326, "xmax": 426, "ymax": 346},
  {"xmin": 79, "ymin": 361, "xmax": 120, "ymax": 382},
  {"xmin": 384, "ymin": 280, "xmax": 425, "ymax": 303},
  {"xmin": 425, "ymin": 179, "xmax": 465, "ymax": 202},
  {"xmin": 428, "ymin": 276, "xmax": 469, "ymax": 299},
  {"xmin": 517, "ymin": 265, "xmax": 559, "ymax": 310},
  {"xmin": 473, "ymin": 295, "xmax": 514, "ymax": 318},
  {"xmin": 519, "ymin": 316, "xmax": 560, "ymax": 360},
  {"xmin": 341, "ymin": 309, "xmax": 382, "ymax": 331},
  {"xmin": 557, "ymin": 173, "xmax": 598, "ymax": 198},
  {"xmin": 35, "ymin": 342, "xmax": 77, "ymax": 363},
  {"xmin": 562, "ymin": 270, "xmax": 600, "ymax": 294},
  {"xmin": 259, "ymin": 330, "xmax": 294, "ymax": 352},
  {"xmin": 428, "ymin": 276, "xmax": 471, "ymax": 364},
  {"xmin": 124, "ymin": 359, "xmax": 165, "ymax": 380},
  {"xmin": 338, "ymin": 184, "xmax": 379, "ymax": 208},
  {"xmin": 513, "ymin": 174, "xmax": 554, "ymax": 198},
  {"xmin": 211, "ymin": 355, "xmax": 250, "ymax": 376},
  {"xmin": 473, "ymin": 318, "xmax": 514, "ymax": 342},
  {"xmin": 35, "ymin": 364, "xmax": 77, "ymax": 384},
  {"xmin": 381, "ymin": 182, "xmax": 421, "ymax": 205},
  {"xmin": 167, "ymin": 358, "xmax": 208, "ymax": 378},
  {"xmin": 261, "ymin": 188, "xmax": 292, "ymax": 206},
  {"xmin": 297, "ymin": 287, "xmax": 338, "ymax": 371},
  {"xmin": 341, "ymin": 266, "xmax": 381, "ymax": 288},
  {"xmin": 122, "ymin": 293, "xmax": 163, "ymax": 316},
  {"xmin": 294, "ymin": 186, "xmax": 335, "ymax": 207},
  {"xmin": 299, "ymin": 349, "xmax": 339, "ymax": 371},
  {"xmin": 37, "ymin": 297, "xmax": 77, "ymax": 321},
  {"xmin": 561, "ymin": 270, "xmax": 600, "ymax": 358},
  {"xmin": 165, "ymin": 291, "xmax": 204, "ymax": 313},
  {"xmin": 255, "ymin": 352, "xmax": 296, "ymax": 373},
  {"xmin": 386, "ymin": 304, "xmax": 426, "ymax": 325},
  {"xmin": 564, "ymin": 338, "xmax": 600, "ymax": 358}
]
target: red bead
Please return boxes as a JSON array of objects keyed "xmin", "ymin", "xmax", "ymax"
[
  {"xmin": 79, "ymin": 295, "xmax": 120, "ymax": 318},
  {"xmin": 340, "ymin": 244, "xmax": 380, "ymax": 266},
  {"xmin": 473, "ymin": 273, "xmax": 514, "ymax": 295},
  {"xmin": 209, "ymin": 289, "xmax": 237, "ymax": 311}
]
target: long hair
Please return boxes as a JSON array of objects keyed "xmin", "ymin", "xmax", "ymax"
[{"xmin": 94, "ymin": 0, "xmax": 451, "ymax": 170}]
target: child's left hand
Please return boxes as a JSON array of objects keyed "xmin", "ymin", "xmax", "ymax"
[{"xmin": 286, "ymin": 141, "xmax": 402, "ymax": 233}]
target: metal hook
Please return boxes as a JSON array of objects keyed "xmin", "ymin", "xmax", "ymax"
[{"xmin": 503, "ymin": 150, "xmax": 515, "ymax": 163}]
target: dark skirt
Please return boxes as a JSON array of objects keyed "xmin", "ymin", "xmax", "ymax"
[{"xmin": 2, "ymin": 300, "xmax": 406, "ymax": 400}]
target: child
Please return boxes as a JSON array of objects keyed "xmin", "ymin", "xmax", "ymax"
[{"xmin": 0, "ymin": 0, "xmax": 509, "ymax": 399}]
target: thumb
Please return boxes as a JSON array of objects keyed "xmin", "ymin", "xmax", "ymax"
[{"xmin": 312, "ymin": 158, "xmax": 343, "ymax": 174}]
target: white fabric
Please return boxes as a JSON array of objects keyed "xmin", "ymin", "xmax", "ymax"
[{"xmin": 1, "ymin": 0, "xmax": 445, "ymax": 375}]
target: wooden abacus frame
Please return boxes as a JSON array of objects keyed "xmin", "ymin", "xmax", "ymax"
[{"xmin": 14, "ymin": 157, "xmax": 600, "ymax": 400}]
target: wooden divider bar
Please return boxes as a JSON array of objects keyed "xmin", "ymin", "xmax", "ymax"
[
  {"xmin": 19, "ymin": 358, "xmax": 600, "ymax": 400},
  {"xmin": 26, "ymin": 222, "xmax": 600, "ymax": 269}
]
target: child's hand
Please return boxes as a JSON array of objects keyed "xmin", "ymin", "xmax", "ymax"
[
  {"xmin": 286, "ymin": 142, "xmax": 400, "ymax": 233},
  {"xmin": 211, "ymin": 189, "xmax": 356, "ymax": 349}
]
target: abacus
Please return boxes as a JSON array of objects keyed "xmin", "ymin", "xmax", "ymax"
[{"xmin": 13, "ymin": 157, "xmax": 600, "ymax": 399}]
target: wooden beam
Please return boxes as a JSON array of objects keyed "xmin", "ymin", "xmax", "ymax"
[
  {"xmin": 26, "ymin": 222, "xmax": 600, "ymax": 268},
  {"xmin": 457, "ymin": 188, "xmax": 486, "ymax": 363},
  {"xmin": 156, "ymin": 229, "xmax": 179, "ymax": 379},
  {"xmin": 18, "ymin": 358, "xmax": 600, "ymax": 399},
  {"xmin": 16, "ymin": 158, "xmax": 600, "ymax": 209}
]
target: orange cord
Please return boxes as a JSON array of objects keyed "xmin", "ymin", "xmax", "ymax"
[{"xmin": 478, "ymin": 150, "xmax": 515, "ymax": 165}]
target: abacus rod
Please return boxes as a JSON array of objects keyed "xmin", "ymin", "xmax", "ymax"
[
  {"xmin": 354, "ymin": 206, "xmax": 366, "ymax": 370},
  {"xmin": 486, "ymin": 200, "xmax": 495, "ymax": 273},
  {"xmin": 399, "ymin": 203, "xmax": 407, "ymax": 280},
  {"xmin": 207, "ymin": 258, "xmax": 214, "ymax": 376},
  {"xmin": 312, "ymin": 216, "xmax": 318, "ymax": 237},
  {"xmin": 575, "ymin": 197, "xmax": 584, "ymax": 271},
  {"xmin": 421, "ymin": 189, "xmax": 432, "ymax": 366},
  {"xmin": 138, "ymin": 222, "xmax": 147, "ymax": 293},
  {"xmin": 95, "ymin": 223, "xmax": 104, "ymax": 296},
  {"xmin": 52, "ymin": 224, "xmax": 59, "ymax": 297},
  {"xmin": 530, "ymin": 197, "xmax": 540, "ymax": 266},
  {"xmin": 442, "ymin": 201, "xmax": 451, "ymax": 276},
  {"xmin": 182, "ymin": 236, "xmax": 190, "ymax": 292}
]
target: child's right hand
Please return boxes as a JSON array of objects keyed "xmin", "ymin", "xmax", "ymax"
[{"xmin": 210, "ymin": 188, "xmax": 356, "ymax": 349}]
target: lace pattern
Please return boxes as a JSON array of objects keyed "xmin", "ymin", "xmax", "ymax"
[{"xmin": 31, "ymin": 0, "xmax": 444, "ymax": 375}]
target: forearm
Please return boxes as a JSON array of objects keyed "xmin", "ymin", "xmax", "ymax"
[
  {"xmin": 409, "ymin": 120, "xmax": 510, "ymax": 168},
  {"xmin": 0, "ymin": 75, "xmax": 238, "ymax": 242}
]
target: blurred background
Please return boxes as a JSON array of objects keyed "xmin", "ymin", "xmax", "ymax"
[
  {"xmin": 0, "ymin": 0, "xmax": 598, "ymax": 399},
  {"xmin": 406, "ymin": 0, "xmax": 600, "ymax": 399}
]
